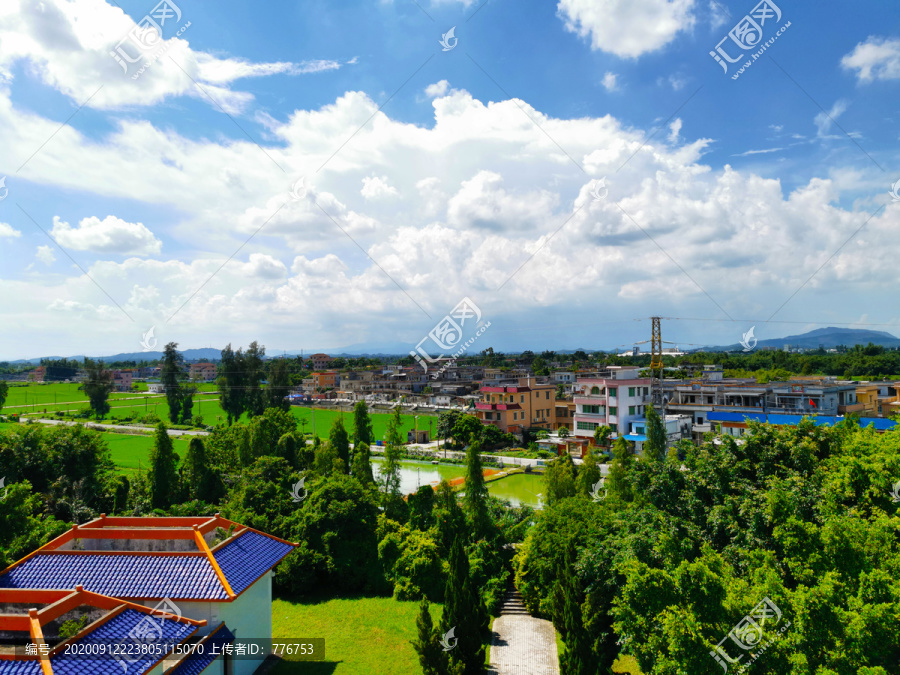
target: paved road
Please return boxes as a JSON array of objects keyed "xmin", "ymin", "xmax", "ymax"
[
  {"xmin": 489, "ymin": 587, "xmax": 559, "ymax": 675},
  {"xmin": 23, "ymin": 418, "xmax": 210, "ymax": 436}
]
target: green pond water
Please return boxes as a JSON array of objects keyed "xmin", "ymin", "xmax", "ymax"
[{"xmin": 371, "ymin": 458, "xmax": 544, "ymax": 509}]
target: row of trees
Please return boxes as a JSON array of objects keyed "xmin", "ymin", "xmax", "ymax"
[{"xmin": 517, "ymin": 416, "xmax": 900, "ymax": 673}]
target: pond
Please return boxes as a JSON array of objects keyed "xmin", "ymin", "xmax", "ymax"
[{"xmin": 371, "ymin": 458, "xmax": 544, "ymax": 509}]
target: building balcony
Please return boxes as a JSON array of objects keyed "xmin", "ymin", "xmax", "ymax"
[{"xmin": 475, "ymin": 402, "xmax": 521, "ymax": 411}]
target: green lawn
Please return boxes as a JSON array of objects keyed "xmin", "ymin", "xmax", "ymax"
[{"xmin": 270, "ymin": 596, "xmax": 438, "ymax": 674}]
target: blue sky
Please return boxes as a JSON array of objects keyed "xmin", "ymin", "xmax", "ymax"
[{"xmin": 0, "ymin": 0, "xmax": 898, "ymax": 359}]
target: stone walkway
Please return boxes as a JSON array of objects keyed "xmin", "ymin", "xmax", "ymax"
[{"xmin": 488, "ymin": 587, "xmax": 559, "ymax": 675}]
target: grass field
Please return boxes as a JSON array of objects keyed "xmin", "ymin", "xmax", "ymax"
[
  {"xmin": 270, "ymin": 596, "xmax": 438, "ymax": 675},
  {"xmin": 290, "ymin": 407, "xmax": 425, "ymax": 443},
  {"xmin": 3, "ymin": 384, "xmax": 430, "ymax": 443},
  {"xmin": 100, "ymin": 431, "xmax": 191, "ymax": 474}
]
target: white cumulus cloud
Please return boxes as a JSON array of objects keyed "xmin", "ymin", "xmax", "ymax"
[
  {"xmin": 50, "ymin": 215, "xmax": 162, "ymax": 255},
  {"xmin": 841, "ymin": 37, "xmax": 900, "ymax": 82},
  {"xmin": 557, "ymin": 0, "xmax": 696, "ymax": 58}
]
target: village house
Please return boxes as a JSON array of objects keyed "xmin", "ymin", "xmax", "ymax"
[{"xmin": 189, "ymin": 362, "xmax": 218, "ymax": 382}]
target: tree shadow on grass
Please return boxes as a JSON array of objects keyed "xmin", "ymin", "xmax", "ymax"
[
  {"xmin": 261, "ymin": 655, "xmax": 341, "ymax": 674},
  {"xmin": 270, "ymin": 661, "xmax": 341, "ymax": 674}
]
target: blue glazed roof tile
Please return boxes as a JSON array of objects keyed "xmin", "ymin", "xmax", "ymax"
[
  {"xmin": 0, "ymin": 529, "xmax": 293, "ymax": 601},
  {"xmin": 214, "ymin": 531, "xmax": 294, "ymax": 595},
  {"xmin": 0, "ymin": 555, "xmax": 227, "ymax": 600},
  {"xmin": 0, "ymin": 609, "xmax": 195, "ymax": 675},
  {"xmin": 170, "ymin": 625, "xmax": 236, "ymax": 675},
  {"xmin": 50, "ymin": 608, "xmax": 195, "ymax": 675}
]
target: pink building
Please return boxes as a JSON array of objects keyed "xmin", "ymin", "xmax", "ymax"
[{"xmin": 572, "ymin": 367, "xmax": 651, "ymax": 446}]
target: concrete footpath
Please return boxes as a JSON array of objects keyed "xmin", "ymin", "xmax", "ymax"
[{"xmin": 489, "ymin": 587, "xmax": 559, "ymax": 675}]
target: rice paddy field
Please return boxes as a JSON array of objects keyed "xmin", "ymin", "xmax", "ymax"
[{"xmin": 3, "ymin": 383, "xmax": 429, "ymax": 442}]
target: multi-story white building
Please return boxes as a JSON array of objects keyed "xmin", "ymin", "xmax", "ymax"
[{"xmin": 571, "ymin": 367, "xmax": 652, "ymax": 446}]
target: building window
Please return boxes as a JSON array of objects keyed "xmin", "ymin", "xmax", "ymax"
[
  {"xmin": 629, "ymin": 387, "xmax": 635, "ymax": 397},
  {"xmin": 521, "ymin": 395, "xmax": 525, "ymax": 403},
  {"xmin": 629, "ymin": 406, "xmax": 635, "ymax": 415},
  {"xmin": 643, "ymin": 387, "xmax": 649, "ymax": 395},
  {"xmin": 577, "ymin": 421, "xmax": 599, "ymax": 431},
  {"xmin": 610, "ymin": 423, "xmax": 617, "ymax": 432},
  {"xmin": 546, "ymin": 391, "xmax": 550, "ymax": 399},
  {"xmin": 590, "ymin": 386, "xmax": 600, "ymax": 395},
  {"xmin": 582, "ymin": 404, "xmax": 601, "ymax": 414},
  {"xmin": 609, "ymin": 388, "xmax": 617, "ymax": 397},
  {"xmin": 512, "ymin": 412, "xmax": 517, "ymax": 420},
  {"xmin": 609, "ymin": 407, "xmax": 617, "ymax": 416}
]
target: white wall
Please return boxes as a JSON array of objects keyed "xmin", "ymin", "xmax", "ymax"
[{"xmin": 140, "ymin": 571, "xmax": 273, "ymax": 675}]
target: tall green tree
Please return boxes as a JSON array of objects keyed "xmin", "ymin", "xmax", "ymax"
[
  {"xmin": 606, "ymin": 436, "xmax": 634, "ymax": 503},
  {"xmin": 575, "ymin": 450, "xmax": 601, "ymax": 497},
  {"xmin": 381, "ymin": 406, "xmax": 404, "ymax": 516},
  {"xmin": 243, "ymin": 341, "xmax": 266, "ymax": 417},
  {"xmin": 644, "ymin": 405, "xmax": 667, "ymax": 461},
  {"xmin": 442, "ymin": 535, "xmax": 488, "ymax": 673},
  {"xmin": 463, "ymin": 440, "xmax": 491, "ymax": 540},
  {"xmin": 79, "ymin": 359, "xmax": 114, "ymax": 419},
  {"xmin": 149, "ymin": 423, "xmax": 178, "ymax": 509},
  {"xmin": 181, "ymin": 436, "xmax": 221, "ymax": 503},
  {"xmin": 411, "ymin": 598, "xmax": 447, "ymax": 675},
  {"xmin": 160, "ymin": 342, "xmax": 185, "ymax": 424},
  {"xmin": 350, "ymin": 441, "xmax": 374, "ymax": 485},
  {"xmin": 329, "ymin": 417, "xmax": 351, "ymax": 473},
  {"xmin": 352, "ymin": 401, "xmax": 374, "ymax": 447},
  {"xmin": 545, "ymin": 453, "xmax": 578, "ymax": 505},
  {"xmin": 592, "ymin": 424, "xmax": 612, "ymax": 452},
  {"xmin": 265, "ymin": 358, "xmax": 292, "ymax": 412},
  {"xmin": 277, "ymin": 432, "xmax": 298, "ymax": 469},
  {"xmin": 554, "ymin": 544, "xmax": 597, "ymax": 675},
  {"xmin": 217, "ymin": 344, "xmax": 244, "ymax": 424},
  {"xmin": 0, "ymin": 381, "xmax": 8, "ymax": 415},
  {"xmin": 180, "ymin": 384, "xmax": 196, "ymax": 424}
]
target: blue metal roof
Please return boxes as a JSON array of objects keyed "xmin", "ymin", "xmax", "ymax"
[
  {"xmin": 623, "ymin": 434, "xmax": 647, "ymax": 442},
  {"xmin": 707, "ymin": 411, "xmax": 896, "ymax": 431},
  {"xmin": 214, "ymin": 531, "xmax": 294, "ymax": 595},
  {"xmin": 0, "ymin": 530, "xmax": 294, "ymax": 600},
  {"xmin": 170, "ymin": 624, "xmax": 236, "ymax": 675}
]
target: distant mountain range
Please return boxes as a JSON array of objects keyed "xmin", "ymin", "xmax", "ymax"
[
  {"xmin": 712, "ymin": 327, "xmax": 900, "ymax": 352},
  {"xmin": 5, "ymin": 327, "xmax": 897, "ymax": 364}
]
